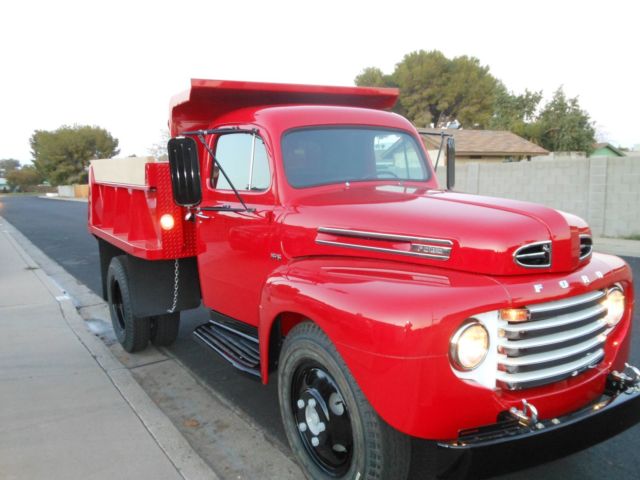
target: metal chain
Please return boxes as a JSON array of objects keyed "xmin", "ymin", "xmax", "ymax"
[{"xmin": 167, "ymin": 258, "xmax": 179, "ymax": 313}]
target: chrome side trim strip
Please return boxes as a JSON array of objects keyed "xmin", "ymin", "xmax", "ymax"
[
  {"xmin": 527, "ymin": 290, "xmax": 605, "ymax": 314},
  {"xmin": 316, "ymin": 239, "xmax": 450, "ymax": 260},
  {"xmin": 317, "ymin": 227, "xmax": 453, "ymax": 246}
]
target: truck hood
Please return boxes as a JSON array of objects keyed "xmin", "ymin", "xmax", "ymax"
[{"xmin": 280, "ymin": 185, "xmax": 591, "ymax": 276}]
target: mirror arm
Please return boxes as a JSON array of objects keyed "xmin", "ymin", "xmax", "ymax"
[{"xmin": 190, "ymin": 133, "xmax": 253, "ymax": 213}]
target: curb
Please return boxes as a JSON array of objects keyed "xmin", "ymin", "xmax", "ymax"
[
  {"xmin": 0, "ymin": 216, "xmax": 218, "ymax": 480},
  {"xmin": 38, "ymin": 195, "xmax": 88, "ymax": 203}
]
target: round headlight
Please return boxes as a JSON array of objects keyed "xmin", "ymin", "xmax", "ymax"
[
  {"xmin": 450, "ymin": 320, "xmax": 489, "ymax": 371},
  {"xmin": 603, "ymin": 286, "xmax": 625, "ymax": 328}
]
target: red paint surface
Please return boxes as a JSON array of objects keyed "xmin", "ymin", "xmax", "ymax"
[{"xmin": 90, "ymin": 80, "xmax": 635, "ymax": 441}]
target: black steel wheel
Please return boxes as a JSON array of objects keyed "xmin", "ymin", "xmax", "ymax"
[
  {"xmin": 292, "ymin": 362, "xmax": 353, "ymax": 476},
  {"xmin": 107, "ymin": 256, "xmax": 150, "ymax": 353},
  {"xmin": 278, "ymin": 322, "xmax": 410, "ymax": 480}
]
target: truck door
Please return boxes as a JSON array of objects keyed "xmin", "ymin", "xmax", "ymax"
[{"xmin": 196, "ymin": 128, "xmax": 276, "ymax": 326}]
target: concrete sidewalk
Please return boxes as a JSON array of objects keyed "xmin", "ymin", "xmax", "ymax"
[{"xmin": 0, "ymin": 228, "xmax": 215, "ymax": 479}]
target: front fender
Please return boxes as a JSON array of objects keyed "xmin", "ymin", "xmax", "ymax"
[{"xmin": 258, "ymin": 257, "xmax": 510, "ymax": 437}]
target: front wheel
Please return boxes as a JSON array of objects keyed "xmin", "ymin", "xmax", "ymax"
[{"xmin": 278, "ymin": 322, "xmax": 410, "ymax": 480}]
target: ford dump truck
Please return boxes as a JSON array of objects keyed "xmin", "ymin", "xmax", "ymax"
[{"xmin": 89, "ymin": 79, "xmax": 639, "ymax": 479}]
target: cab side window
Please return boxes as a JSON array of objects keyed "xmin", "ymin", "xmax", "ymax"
[{"xmin": 214, "ymin": 133, "xmax": 270, "ymax": 191}]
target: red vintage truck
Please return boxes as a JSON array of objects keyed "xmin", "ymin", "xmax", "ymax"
[{"xmin": 89, "ymin": 79, "xmax": 639, "ymax": 479}]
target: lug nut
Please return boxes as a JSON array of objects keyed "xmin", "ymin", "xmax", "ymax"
[
  {"xmin": 318, "ymin": 422, "xmax": 326, "ymax": 432},
  {"xmin": 298, "ymin": 423, "xmax": 307, "ymax": 432},
  {"xmin": 308, "ymin": 399, "xmax": 316, "ymax": 408},
  {"xmin": 297, "ymin": 399, "xmax": 305, "ymax": 409},
  {"xmin": 311, "ymin": 437, "xmax": 319, "ymax": 447}
]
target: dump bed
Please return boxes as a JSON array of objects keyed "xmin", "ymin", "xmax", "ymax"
[
  {"xmin": 89, "ymin": 157, "xmax": 197, "ymax": 260},
  {"xmin": 90, "ymin": 79, "xmax": 398, "ymax": 260}
]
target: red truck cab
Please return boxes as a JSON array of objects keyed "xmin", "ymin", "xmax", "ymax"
[{"xmin": 89, "ymin": 79, "xmax": 639, "ymax": 479}]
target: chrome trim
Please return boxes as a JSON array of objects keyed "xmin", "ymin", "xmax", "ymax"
[
  {"xmin": 450, "ymin": 320, "xmax": 489, "ymax": 371},
  {"xmin": 498, "ymin": 319, "xmax": 606, "ymax": 350},
  {"xmin": 316, "ymin": 239, "xmax": 450, "ymax": 260},
  {"xmin": 527, "ymin": 290, "xmax": 605, "ymax": 314},
  {"xmin": 579, "ymin": 234, "xmax": 593, "ymax": 260},
  {"xmin": 513, "ymin": 240, "xmax": 552, "ymax": 268},
  {"xmin": 316, "ymin": 227, "xmax": 453, "ymax": 260},
  {"xmin": 499, "ymin": 335, "xmax": 605, "ymax": 367},
  {"xmin": 500, "ymin": 304, "xmax": 607, "ymax": 334},
  {"xmin": 497, "ymin": 348, "xmax": 604, "ymax": 385},
  {"xmin": 317, "ymin": 227, "xmax": 453, "ymax": 246}
]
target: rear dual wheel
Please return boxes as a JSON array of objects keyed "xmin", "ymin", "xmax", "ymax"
[
  {"xmin": 107, "ymin": 257, "xmax": 180, "ymax": 352},
  {"xmin": 278, "ymin": 322, "xmax": 410, "ymax": 480}
]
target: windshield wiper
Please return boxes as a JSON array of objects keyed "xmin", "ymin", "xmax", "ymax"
[{"xmin": 181, "ymin": 127, "xmax": 258, "ymax": 213}]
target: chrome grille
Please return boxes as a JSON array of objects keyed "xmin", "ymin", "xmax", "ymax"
[
  {"xmin": 497, "ymin": 290, "xmax": 607, "ymax": 390},
  {"xmin": 514, "ymin": 241, "xmax": 551, "ymax": 268},
  {"xmin": 580, "ymin": 235, "xmax": 593, "ymax": 260}
]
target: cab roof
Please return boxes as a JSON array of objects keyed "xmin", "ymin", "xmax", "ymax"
[{"xmin": 169, "ymin": 79, "xmax": 399, "ymax": 136}]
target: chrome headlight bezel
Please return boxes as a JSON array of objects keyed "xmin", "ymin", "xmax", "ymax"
[
  {"xmin": 449, "ymin": 319, "xmax": 490, "ymax": 371},
  {"xmin": 603, "ymin": 285, "xmax": 625, "ymax": 328}
]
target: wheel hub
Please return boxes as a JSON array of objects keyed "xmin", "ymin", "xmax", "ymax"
[{"xmin": 291, "ymin": 364, "xmax": 353, "ymax": 475}]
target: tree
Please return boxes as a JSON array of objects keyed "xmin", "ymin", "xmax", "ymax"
[
  {"xmin": 354, "ymin": 67, "xmax": 395, "ymax": 88},
  {"xmin": 6, "ymin": 166, "xmax": 42, "ymax": 191},
  {"xmin": 0, "ymin": 159, "xmax": 20, "ymax": 176},
  {"xmin": 31, "ymin": 125, "xmax": 119, "ymax": 185},
  {"xmin": 489, "ymin": 84, "xmax": 542, "ymax": 136},
  {"xmin": 355, "ymin": 50, "xmax": 500, "ymax": 128},
  {"xmin": 536, "ymin": 87, "xmax": 596, "ymax": 154},
  {"xmin": 148, "ymin": 129, "xmax": 171, "ymax": 160}
]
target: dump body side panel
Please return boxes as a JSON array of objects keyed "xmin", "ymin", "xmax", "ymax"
[{"xmin": 89, "ymin": 161, "xmax": 197, "ymax": 260}]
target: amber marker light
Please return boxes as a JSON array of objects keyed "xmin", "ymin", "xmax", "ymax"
[
  {"xmin": 160, "ymin": 214, "xmax": 175, "ymax": 231},
  {"xmin": 500, "ymin": 308, "xmax": 530, "ymax": 323}
]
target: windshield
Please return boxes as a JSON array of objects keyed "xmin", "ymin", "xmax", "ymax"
[{"xmin": 282, "ymin": 127, "xmax": 430, "ymax": 188}]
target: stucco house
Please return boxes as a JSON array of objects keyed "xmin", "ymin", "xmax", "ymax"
[{"xmin": 419, "ymin": 128, "xmax": 548, "ymax": 165}]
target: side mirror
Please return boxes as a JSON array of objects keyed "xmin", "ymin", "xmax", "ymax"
[
  {"xmin": 167, "ymin": 137, "xmax": 202, "ymax": 207},
  {"xmin": 446, "ymin": 137, "xmax": 455, "ymax": 190}
]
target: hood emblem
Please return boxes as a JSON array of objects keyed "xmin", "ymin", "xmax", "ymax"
[{"xmin": 514, "ymin": 241, "xmax": 552, "ymax": 269}]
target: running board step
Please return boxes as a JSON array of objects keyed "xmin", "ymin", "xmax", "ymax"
[{"xmin": 194, "ymin": 319, "xmax": 261, "ymax": 377}]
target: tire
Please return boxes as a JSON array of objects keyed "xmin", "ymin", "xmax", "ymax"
[
  {"xmin": 107, "ymin": 256, "xmax": 150, "ymax": 353},
  {"xmin": 278, "ymin": 322, "xmax": 410, "ymax": 480},
  {"xmin": 150, "ymin": 312, "xmax": 181, "ymax": 346}
]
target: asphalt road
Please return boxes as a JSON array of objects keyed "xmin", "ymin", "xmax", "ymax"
[{"xmin": 1, "ymin": 195, "xmax": 639, "ymax": 480}]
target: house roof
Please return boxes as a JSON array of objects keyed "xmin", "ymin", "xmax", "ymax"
[
  {"xmin": 419, "ymin": 128, "xmax": 548, "ymax": 156},
  {"xmin": 592, "ymin": 143, "xmax": 625, "ymax": 157}
]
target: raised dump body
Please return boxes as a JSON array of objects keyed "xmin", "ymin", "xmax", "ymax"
[{"xmin": 89, "ymin": 156, "xmax": 197, "ymax": 260}]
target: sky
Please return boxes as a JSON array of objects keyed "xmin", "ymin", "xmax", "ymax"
[{"xmin": 1, "ymin": 0, "xmax": 638, "ymax": 164}]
